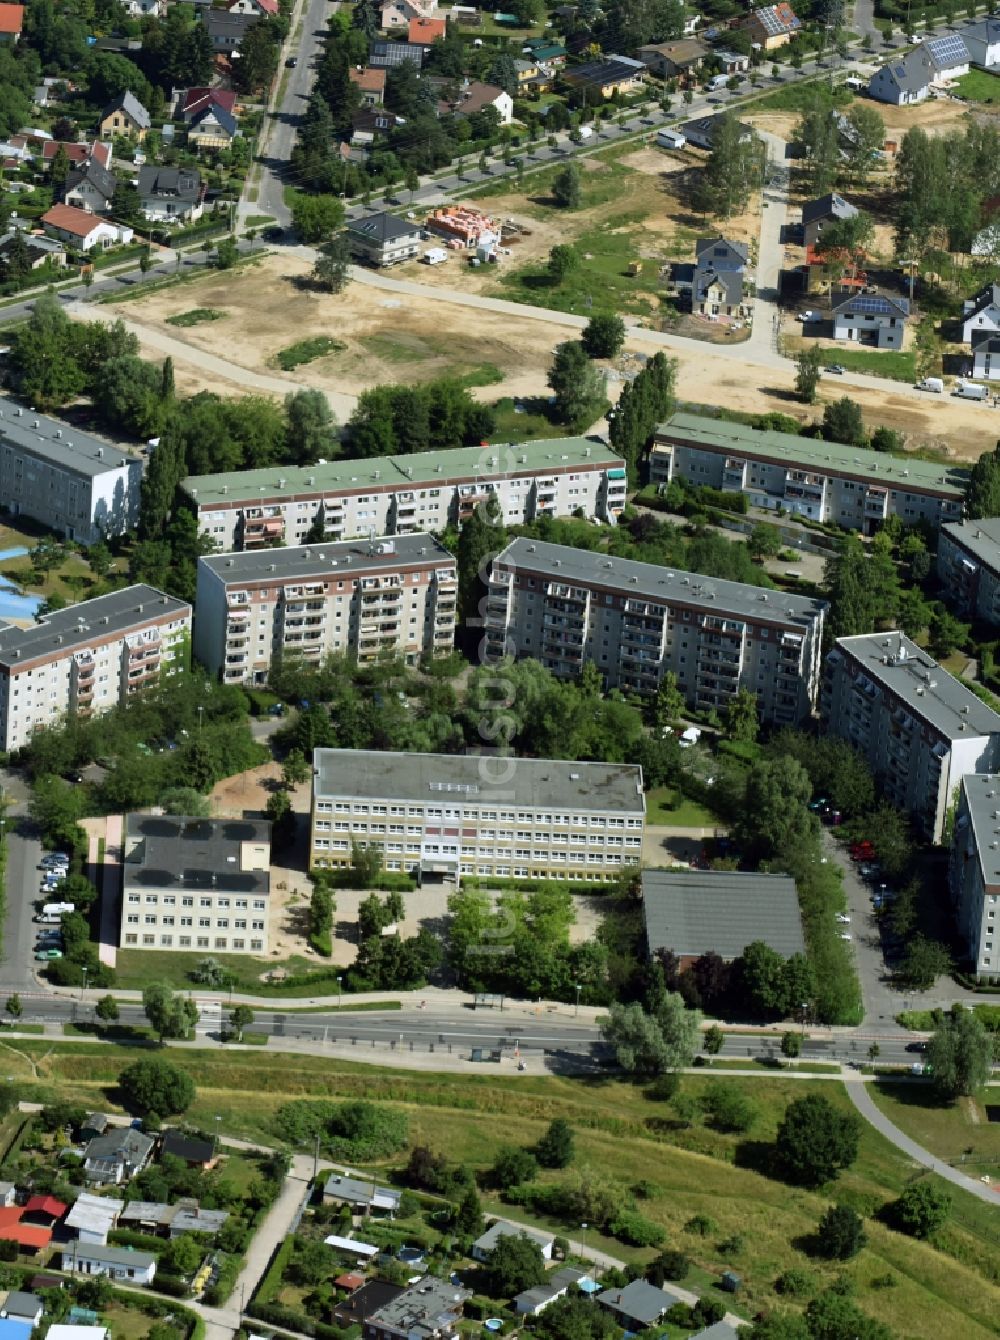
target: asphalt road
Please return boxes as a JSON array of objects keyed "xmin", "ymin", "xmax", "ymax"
[{"xmin": 0, "ymin": 831, "xmax": 40, "ymax": 990}]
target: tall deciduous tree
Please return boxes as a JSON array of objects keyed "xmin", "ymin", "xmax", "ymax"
[
  {"xmin": 142, "ymin": 982, "xmax": 199, "ymax": 1042},
  {"xmin": 548, "ymin": 340, "xmax": 605, "ymax": 426},
  {"xmin": 692, "ymin": 112, "xmax": 761, "ymax": 218},
  {"xmin": 775, "ymin": 1094, "xmax": 861, "ymax": 1186},
  {"xmin": 598, "ymin": 994, "xmax": 700, "ymax": 1076},
  {"xmin": 927, "ymin": 1004, "xmax": 992, "ymax": 1098},
  {"xmin": 965, "ymin": 442, "xmax": 1000, "ymax": 519}
]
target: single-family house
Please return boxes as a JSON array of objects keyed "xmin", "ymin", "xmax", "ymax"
[
  {"xmin": 691, "ymin": 1325, "xmax": 741, "ymax": 1340},
  {"xmin": 351, "ymin": 106, "xmax": 405, "ymax": 144},
  {"xmin": 370, "ymin": 38, "xmax": 425, "ymax": 68},
  {"xmin": 832, "ymin": 289, "xmax": 909, "ymax": 349},
  {"xmin": 680, "ymin": 113, "xmax": 753, "ymax": 151},
  {"xmin": 0, "ymin": 1294, "xmax": 42, "ymax": 1327},
  {"xmin": 364, "ymin": 1277, "xmax": 470, "ymax": 1340},
  {"xmin": 408, "ymin": 15, "xmax": 446, "ymax": 43},
  {"xmin": 0, "ymin": 4, "xmax": 23, "ymax": 42},
  {"xmin": 0, "ymin": 229, "xmax": 66, "ymax": 269},
  {"xmin": 83, "ymin": 1127, "xmax": 154, "ymax": 1185},
  {"xmin": 801, "ymin": 191, "xmax": 858, "ymax": 248},
  {"xmin": 347, "ymin": 211, "xmax": 421, "ymax": 266},
  {"xmin": 0, "ymin": 1185, "xmax": 15, "ymax": 1210},
  {"xmin": 868, "ymin": 34, "xmax": 969, "ymax": 104},
  {"xmin": 126, "ymin": 0, "xmax": 162, "ymax": 15},
  {"xmin": 0, "ymin": 1211, "xmax": 51, "ymax": 1256},
  {"xmin": 692, "ymin": 236, "xmax": 751, "ymax": 319},
  {"xmin": 138, "ymin": 165, "xmax": 204, "ymax": 222},
  {"xmin": 349, "ymin": 66, "xmax": 388, "ymax": 105},
  {"xmin": 972, "ymin": 336, "xmax": 1000, "ymax": 381},
  {"xmin": 514, "ymin": 1267, "xmax": 589, "ymax": 1316},
  {"xmin": 446, "ymin": 80, "xmax": 513, "ymax": 124},
  {"xmin": 227, "ymin": 0, "xmax": 279, "ymax": 14},
  {"xmin": 176, "ymin": 86, "xmax": 238, "ymax": 122},
  {"xmin": 22, "ymin": 1195, "xmax": 66, "ymax": 1227},
  {"xmin": 63, "ymin": 160, "xmax": 116, "ymax": 214},
  {"xmin": 42, "ymin": 140, "xmax": 112, "ymax": 171},
  {"xmin": 380, "ymin": 0, "xmax": 438, "ymax": 30},
  {"xmin": 188, "ymin": 102, "xmax": 238, "ymax": 150},
  {"xmin": 40, "ymin": 204, "xmax": 133, "ymax": 252},
  {"xmin": 322, "ymin": 1174, "xmax": 402, "ymax": 1215},
  {"xmin": 922, "ymin": 30, "xmax": 971, "ymax": 80},
  {"xmin": 597, "ymin": 1281, "xmax": 682, "ymax": 1331},
  {"xmin": 65, "ymin": 1193, "xmax": 124, "ymax": 1245},
  {"xmin": 98, "ymin": 90, "xmax": 151, "ymax": 141},
  {"xmin": 61, "ymin": 1243, "xmax": 157, "ymax": 1286},
  {"xmin": 962, "ymin": 15, "xmax": 1000, "ymax": 69},
  {"xmin": 525, "ymin": 40, "xmax": 567, "ymax": 65},
  {"xmin": 203, "ymin": 9, "xmax": 256, "ymax": 52},
  {"xmin": 562, "ymin": 55, "xmax": 645, "ymax": 97},
  {"xmin": 472, "ymin": 1221, "xmax": 554, "ymax": 1263},
  {"xmin": 333, "ymin": 1280, "xmax": 405, "ymax": 1329},
  {"xmin": 160, "ymin": 1130, "xmax": 217, "ymax": 1168},
  {"xmin": 80, "ymin": 1114, "xmax": 111, "ymax": 1143},
  {"xmin": 962, "ymin": 282, "xmax": 1000, "ymax": 344},
  {"xmin": 739, "ymin": 2, "xmax": 801, "ymax": 49},
  {"xmin": 715, "ymin": 48, "xmax": 751, "ymax": 73},
  {"xmin": 636, "ymin": 38, "xmax": 708, "ymax": 79}
]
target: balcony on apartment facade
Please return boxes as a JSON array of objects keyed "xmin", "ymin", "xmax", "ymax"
[{"xmin": 242, "ymin": 507, "xmax": 285, "ymax": 547}]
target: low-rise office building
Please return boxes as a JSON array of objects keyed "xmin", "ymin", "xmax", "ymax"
[
  {"xmin": 120, "ymin": 814, "xmax": 271, "ymax": 954},
  {"xmin": 0, "ymin": 586, "xmax": 191, "ymax": 753},
  {"xmin": 182, "ymin": 440, "xmax": 628, "ymax": 551},
  {"xmin": 310, "ymin": 749, "xmax": 645, "ymax": 883},
  {"xmin": 949, "ymin": 772, "xmax": 1000, "ymax": 981},
  {"xmin": 643, "ymin": 869, "xmax": 806, "ymax": 968},
  {"xmin": 0, "ymin": 403, "xmax": 142, "ymax": 542},
  {"xmin": 484, "ymin": 538, "xmax": 826, "ymax": 726},
  {"xmin": 937, "ymin": 517, "xmax": 1000, "ymax": 625},
  {"xmin": 650, "ymin": 412, "xmax": 967, "ymax": 534},
  {"xmin": 821, "ymin": 631, "xmax": 1000, "ymax": 842},
  {"xmin": 195, "ymin": 535, "xmax": 457, "ymax": 685}
]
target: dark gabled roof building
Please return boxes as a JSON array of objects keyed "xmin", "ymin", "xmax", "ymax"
[
  {"xmin": 160, "ymin": 1130, "xmax": 217, "ymax": 1166},
  {"xmin": 643, "ymin": 869, "xmax": 806, "ymax": 967},
  {"xmin": 679, "ymin": 113, "xmax": 753, "ymax": 151},
  {"xmin": 801, "ymin": 191, "xmax": 858, "ymax": 247},
  {"xmin": 346, "ymin": 209, "xmax": 421, "ymax": 266}
]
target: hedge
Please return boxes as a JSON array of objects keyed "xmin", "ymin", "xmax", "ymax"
[{"xmin": 252, "ymin": 1232, "xmax": 294, "ymax": 1306}]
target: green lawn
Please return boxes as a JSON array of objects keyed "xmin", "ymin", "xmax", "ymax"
[
  {"xmin": 645, "ymin": 785, "xmax": 722, "ymax": 828},
  {"xmin": 166, "ymin": 307, "xmax": 225, "ymax": 327},
  {"xmin": 955, "ymin": 68, "xmax": 1000, "ymax": 104},
  {"xmin": 113, "ymin": 947, "xmax": 348, "ymax": 997},
  {"xmin": 867, "ymin": 1081, "xmax": 1000, "ymax": 1173},
  {"xmin": 822, "ymin": 348, "xmax": 916, "ymax": 381},
  {"xmin": 273, "ymin": 335, "xmax": 346, "ymax": 370},
  {"xmin": 486, "ymin": 395, "xmax": 561, "ymax": 442}
]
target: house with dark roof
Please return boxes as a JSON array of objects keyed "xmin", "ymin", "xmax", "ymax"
[
  {"xmin": 444, "ymin": 80, "xmax": 513, "ymax": 125},
  {"xmin": 83, "ymin": 1127, "xmax": 154, "ymax": 1185},
  {"xmin": 0, "ymin": 1292, "xmax": 42, "ymax": 1326},
  {"xmin": 138, "ymin": 165, "xmax": 203, "ymax": 222},
  {"xmin": 562, "ymin": 55, "xmax": 645, "ymax": 97},
  {"xmin": 972, "ymin": 336, "xmax": 1000, "ymax": 382},
  {"xmin": 739, "ymin": 2, "xmax": 801, "ymax": 49},
  {"xmin": 643, "ymin": 869, "xmax": 806, "ymax": 969},
  {"xmin": 679, "ymin": 113, "xmax": 753, "ymax": 151},
  {"xmin": 98, "ymin": 90, "xmax": 150, "ymax": 140},
  {"xmin": 63, "ymin": 159, "xmax": 116, "ymax": 214},
  {"xmin": 961, "ymin": 15, "xmax": 1000, "ymax": 69},
  {"xmin": 364, "ymin": 1277, "xmax": 471, "ymax": 1340},
  {"xmin": 692, "ymin": 237, "xmax": 750, "ymax": 319},
  {"xmin": 0, "ymin": 228, "xmax": 66, "ymax": 269},
  {"xmin": 514, "ymin": 1267, "xmax": 589, "ymax": 1316},
  {"xmin": 334, "ymin": 1281, "xmax": 405, "ymax": 1329},
  {"xmin": 176, "ymin": 86, "xmax": 238, "ymax": 121},
  {"xmin": 801, "ymin": 192, "xmax": 858, "ymax": 249},
  {"xmin": 160, "ymin": 1130, "xmax": 217, "ymax": 1168},
  {"xmin": 635, "ymin": 38, "xmax": 708, "ymax": 79},
  {"xmin": 832, "ymin": 288, "xmax": 909, "ymax": 349},
  {"xmin": 62, "ymin": 1242, "xmax": 156, "ymax": 1285},
  {"xmin": 868, "ymin": 34, "xmax": 969, "ymax": 104},
  {"xmin": 188, "ymin": 102, "xmax": 238, "ymax": 150},
  {"xmin": 370, "ymin": 38, "xmax": 425, "ymax": 68},
  {"xmin": 962, "ymin": 281, "xmax": 1000, "ymax": 345},
  {"xmin": 80, "ymin": 1114, "xmax": 111, "ymax": 1142},
  {"xmin": 347, "ymin": 210, "xmax": 421, "ymax": 266},
  {"xmin": 597, "ymin": 1281, "xmax": 682, "ymax": 1330},
  {"xmin": 203, "ymin": 8, "xmax": 255, "ymax": 51}
]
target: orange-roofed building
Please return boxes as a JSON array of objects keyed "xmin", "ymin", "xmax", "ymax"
[
  {"xmin": 805, "ymin": 243, "xmax": 868, "ymax": 294},
  {"xmin": 0, "ymin": 1208, "xmax": 53, "ymax": 1253},
  {"xmin": 349, "ymin": 65, "xmax": 387, "ymax": 106},
  {"xmin": 408, "ymin": 15, "xmax": 445, "ymax": 43},
  {"xmin": 0, "ymin": 3, "xmax": 24, "ymax": 41}
]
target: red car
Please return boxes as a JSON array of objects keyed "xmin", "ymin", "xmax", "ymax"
[{"xmin": 849, "ymin": 841, "xmax": 876, "ymax": 861}]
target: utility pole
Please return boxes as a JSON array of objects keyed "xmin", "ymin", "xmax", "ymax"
[{"xmin": 312, "ymin": 1129, "xmax": 320, "ymax": 1182}]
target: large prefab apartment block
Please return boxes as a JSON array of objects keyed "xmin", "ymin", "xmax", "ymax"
[
  {"xmin": 195, "ymin": 534, "xmax": 457, "ymax": 685},
  {"xmin": 0, "ymin": 585, "xmax": 191, "ymax": 753},
  {"xmin": 120, "ymin": 813, "xmax": 271, "ymax": 954},
  {"xmin": 484, "ymin": 538, "xmax": 826, "ymax": 726},
  {"xmin": 650, "ymin": 413, "xmax": 967, "ymax": 534},
  {"xmin": 936, "ymin": 517, "xmax": 1000, "ymax": 625},
  {"xmin": 181, "ymin": 440, "xmax": 628, "ymax": 551},
  {"xmin": 0, "ymin": 403, "xmax": 142, "ymax": 543},
  {"xmin": 821, "ymin": 631, "xmax": 1000, "ymax": 842},
  {"xmin": 949, "ymin": 772, "xmax": 1000, "ymax": 981},
  {"xmin": 310, "ymin": 749, "xmax": 645, "ymax": 883}
]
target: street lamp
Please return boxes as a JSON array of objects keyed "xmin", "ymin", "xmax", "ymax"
[
  {"xmin": 81, "ymin": 966, "xmax": 88, "ymax": 1001},
  {"xmin": 337, "ymin": 975, "xmax": 343, "ymax": 1007},
  {"xmin": 197, "ymin": 705, "xmax": 204, "ymax": 733},
  {"xmin": 800, "ymin": 1001, "xmax": 808, "ymax": 1035},
  {"xmin": 574, "ymin": 983, "xmax": 581, "ymax": 1017}
]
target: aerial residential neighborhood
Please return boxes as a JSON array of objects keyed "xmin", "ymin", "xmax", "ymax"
[{"xmin": 0, "ymin": 0, "xmax": 994, "ymax": 1338}]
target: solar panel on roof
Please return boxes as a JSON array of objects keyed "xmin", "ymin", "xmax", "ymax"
[
  {"xmin": 849, "ymin": 295, "xmax": 893, "ymax": 313},
  {"xmin": 927, "ymin": 33, "xmax": 968, "ymax": 63}
]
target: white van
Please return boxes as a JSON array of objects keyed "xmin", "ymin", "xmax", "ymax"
[
  {"xmin": 955, "ymin": 382, "xmax": 989, "ymax": 401},
  {"xmin": 916, "ymin": 377, "xmax": 943, "ymax": 393},
  {"xmin": 40, "ymin": 902, "xmax": 74, "ymax": 919}
]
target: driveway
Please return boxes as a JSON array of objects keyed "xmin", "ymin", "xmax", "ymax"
[
  {"xmin": 748, "ymin": 130, "xmax": 790, "ymax": 359},
  {"xmin": 1, "ymin": 829, "xmax": 42, "ymax": 990}
]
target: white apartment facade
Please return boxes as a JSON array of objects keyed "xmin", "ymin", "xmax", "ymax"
[
  {"xmin": 0, "ymin": 404, "xmax": 142, "ymax": 543},
  {"xmin": 182, "ymin": 440, "xmax": 628, "ymax": 551},
  {"xmin": 937, "ymin": 518, "xmax": 1000, "ymax": 625},
  {"xmin": 120, "ymin": 813, "xmax": 271, "ymax": 954},
  {"xmin": 194, "ymin": 535, "xmax": 457, "ymax": 685},
  {"xmin": 651, "ymin": 413, "xmax": 967, "ymax": 535},
  {"xmin": 821, "ymin": 631, "xmax": 1000, "ymax": 842},
  {"xmin": 950, "ymin": 773, "xmax": 1000, "ymax": 982},
  {"xmin": 0, "ymin": 586, "xmax": 192, "ymax": 753},
  {"xmin": 484, "ymin": 538, "xmax": 826, "ymax": 726},
  {"xmin": 310, "ymin": 749, "xmax": 645, "ymax": 883}
]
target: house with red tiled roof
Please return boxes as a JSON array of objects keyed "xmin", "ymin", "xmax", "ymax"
[
  {"xmin": 176, "ymin": 86, "xmax": 238, "ymax": 121},
  {"xmin": 22, "ymin": 1196, "xmax": 66, "ymax": 1226},
  {"xmin": 227, "ymin": 0, "xmax": 278, "ymax": 15},
  {"xmin": 0, "ymin": 4, "xmax": 24, "ymax": 42},
  {"xmin": 0, "ymin": 1208, "xmax": 52, "ymax": 1254},
  {"xmin": 349, "ymin": 66, "xmax": 387, "ymax": 105},
  {"xmin": 408, "ymin": 15, "xmax": 445, "ymax": 43},
  {"xmin": 40, "ymin": 204, "xmax": 134, "ymax": 252},
  {"xmin": 738, "ymin": 2, "xmax": 801, "ymax": 49},
  {"xmin": 41, "ymin": 139, "xmax": 112, "ymax": 170}
]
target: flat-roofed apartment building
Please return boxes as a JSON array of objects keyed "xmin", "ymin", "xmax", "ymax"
[
  {"xmin": 650, "ymin": 412, "xmax": 967, "ymax": 534},
  {"xmin": 0, "ymin": 402, "xmax": 142, "ymax": 543},
  {"xmin": 181, "ymin": 439, "xmax": 628, "ymax": 551},
  {"xmin": 949, "ymin": 772, "xmax": 1000, "ymax": 981},
  {"xmin": 0, "ymin": 586, "xmax": 191, "ymax": 753},
  {"xmin": 484, "ymin": 538, "xmax": 826, "ymax": 726},
  {"xmin": 194, "ymin": 535, "xmax": 457, "ymax": 685},
  {"xmin": 937, "ymin": 517, "xmax": 1000, "ymax": 625},
  {"xmin": 822, "ymin": 631, "xmax": 1000, "ymax": 842},
  {"xmin": 310, "ymin": 749, "xmax": 645, "ymax": 883},
  {"xmin": 120, "ymin": 813, "xmax": 271, "ymax": 953}
]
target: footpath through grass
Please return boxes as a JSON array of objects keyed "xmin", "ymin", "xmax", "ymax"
[{"xmin": 867, "ymin": 1080, "xmax": 1000, "ymax": 1172}]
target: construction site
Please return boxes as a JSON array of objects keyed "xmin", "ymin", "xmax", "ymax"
[{"xmin": 423, "ymin": 204, "xmax": 533, "ymax": 266}]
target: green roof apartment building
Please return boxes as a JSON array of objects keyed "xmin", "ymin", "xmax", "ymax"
[
  {"xmin": 0, "ymin": 585, "xmax": 191, "ymax": 753},
  {"xmin": 310, "ymin": 749, "xmax": 644, "ymax": 883},
  {"xmin": 650, "ymin": 413, "xmax": 968, "ymax": 534},
  {"xmin": 195, "ymin": 534, "xmax": 456, "ymax": 686},
  {"xmin": 822, "ymin": 631, "xmax": 1000, "ymax": 842},
  {"xmin": 181, "ymin": 440, "xmax": 628, "ymax": 551},
  {"xmin": 484, "ymin": 538, "xmax": 826, "ymax": 726}
]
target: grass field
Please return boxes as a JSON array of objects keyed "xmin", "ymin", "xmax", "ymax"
[
  {"xmin": 273, "ymin": 335, "xmax": 346, "ymax": 370},
  {"xmin": 166, "ymin": 307, "xmax": 224, "ymax": 327},
  {"xmin": 3, "ymin": 1042, "xmax": 996, "ymax": 1337},
  {"xmin": 114, "ymin": 947, "xmax": 345, "ymax": 995},
  {"xmin": 821, "ymin": 348, "xmax": 916, "ymax": 382},
  {"xmin": 486, "ymin": 395, "xmax": 561, "ymax": 442},
  {"xmin": 645, "ymin": 786, "xmax": 722, "ymax": 828},
  {"xmin": 867, "ymin": 1081, "xmax": 1000, "ymax": 1173},
  {"xmin": 954, "ymin": 68, "xmax": 1000, "ymax": 103}
]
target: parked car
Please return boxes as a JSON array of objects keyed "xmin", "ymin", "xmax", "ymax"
[
  {"xmin": 34, "ymin": 949, "xmax": 62, "ymax": 961},
  {"xmin": 906, "ymin": 1041, "xmax": 927, "ymax": 1053},
  {"xmin": 839, "ymin": 932, "xmax": 852, "ymax": 941},
  {"xmin": 825, "ymin": 364, "xmax": 846, "ymax": 374},
  {"xmin": 835, "ymin": 914, "xmax": 851, "ymax": 924},
  {"xmin": 798, "ymin": 310, "xmax": 819, "ymax": 322},
  {"xmin": 849, "ymin": 841, "xmax": 876, "ymax": 861},
  {"xmin": 39, "ymin": 854, "xmax": 69, "ymax": 870}
]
